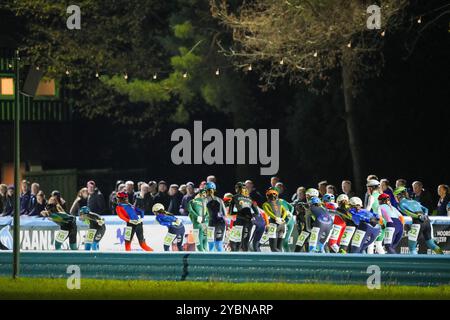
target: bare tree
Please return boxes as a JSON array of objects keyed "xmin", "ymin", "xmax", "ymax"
[{"xmin": 211, "ymin": 0, "xmax": 410, "ymax": 192}]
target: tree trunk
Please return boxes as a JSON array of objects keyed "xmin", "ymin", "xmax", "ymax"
[{"xmin": 341, "ymin": 60, "xmax": 364, "ymax": 196}]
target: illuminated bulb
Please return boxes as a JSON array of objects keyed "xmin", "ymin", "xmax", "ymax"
[
  {"xmin": 347, "ymin": 42, "xmax": 352, "ymax": 48},
  {"xmin": 65, "ymin": 70, "xmax": 70, "ymax": 75},
  {"xmin": 279, "ymin": 59, "xmax": 284, "ymax": 65},
  {"xmin": 36, "ymin": 66, "xmax": 40, "ymax": 70},
  {"xmin": 183, "ymin": 72, "xmax": 188, "ymax": 78},
  {"xmin": 124, "ymin": 73, "xmax": 128, "ymax": 80},
  {"xmin": 153, "ymin": 73, "xmax": 157, "ymax": 80},
  {"xmin": 417, "ymin": 17, "xmax": 422, "ymax": 24},
  {"xmin": 95, "ymin": 72, "xmax": 99, "ymax": 78},
  {"xmin": 381, "ymin": 31, "xmax": 385, "ymax": 37},
  {"xmin": 313, "ymin": 52, "xmax": 318, "ymax": 57},
  {"xmin": 8, "ymin": 64, "xmax": 12, "ymax": 68},
  {"xmin": 215, "ymin": 68, "xmax": 220, "ymax": 76},
  {"xmin": 247, "ymin": 64, "xmax": 252, "ymax": 71}
]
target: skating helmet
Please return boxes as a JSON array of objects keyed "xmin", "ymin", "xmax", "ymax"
[
  {"xmin": 152, "ymin": 203, "xmax": 165, "ymax": 213},
  {"xmin": 349, "ymin": 197, "xmax": 363, "ymax": 207},
  {"xmin": 223, "ymin": 193, "xmax": 233, "ymax": 202},
  {"xmin": 378, "ymin": 193, "xmax": 390, "ymax": 201},
  {"xmin": 305, "ymin": 188, "xmax": 319, "ymax": 198},
  {"xmin": 366, "ymin": 179, "xmax": 380, "ymax": 187},
  {"xmin": 205, "ymin": 182, "xmax": 216, "ymax": 190},
  {"xmin": 393, "ymin": 186, "xmax": 407, "ymax": 196},
  {"xmin": 79, "ymin": 206, "xmax": 90, "ymax": 215},
  {"xmin": 116, "ymin": 191, "xmax": 128, "ymax": 199},
  {"xmin": 266, "ymin": 187, "xmax": 279, "ymax": 198},
  {"xmin": 322, "ymin": 193, "xmax": 335, "ymax": 203},
  {"xmin": 336, "ymin": 194, "xmax": 349, "ymax": 203},
  {"xmin": 309, "ymin": 197, "xmax": 321, "ymax": 205}
]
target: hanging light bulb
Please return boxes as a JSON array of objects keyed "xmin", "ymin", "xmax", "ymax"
[
  {"xmin": 247, "ymin": 64, "xmax": 252, "ymax": 71},
  {"xmin": 313, "ymin": 51, "xmax": 318, "ymax": 57},
  {"xmin": 183, "ymin": 72, "xmax": 188, "ymax": 78},
  {"xmin": 65, "ymin": 70, "xmax": 70, "ymax": 75},
  {"xmin": 124, "ymin": 73, "xmax": 128, "ymax": 80},
  {"xmin": 95, "ymin": 72, "xmax": 99, "ymax": 78},
  {"xmin": 153, "ymin": 73, "xmax": 157, "ymax": 80},
  {"xmin": 8, "ymin": 64, "xmax": 12, "ymax": 68},
  {"xmin": 36, "ymin": 66, "xmax": 40, "ymax": 70},
  {"xmin": 417, "ymin": 17, "xmax": 422, "ymax": 24},
  {"xmin": 381, "ymin": 30, "xmax": 386, "ymax": 37},
  {"xmin": 215, "ymin": 68, "xmax": 220, "ymax": 76},
  {"xmin": 279, "ymin": 58, "xmax": 284, "ymax": 65},
  {"xmin": 347, "ymin": 42, "xmax": 352, "ymax": 48}
]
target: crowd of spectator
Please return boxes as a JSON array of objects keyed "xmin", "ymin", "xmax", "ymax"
[{"xmin": 1, "ymin": 175, "xmax": 449, "ymax": 217}]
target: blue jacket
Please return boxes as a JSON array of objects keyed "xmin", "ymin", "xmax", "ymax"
[
  {"xmin": 156, "ymin": 213, "xmax": 183, "ymax": 228},
  {"xmin": 349, "ymin": 208, "xmax": 379, "ymax": 226}
]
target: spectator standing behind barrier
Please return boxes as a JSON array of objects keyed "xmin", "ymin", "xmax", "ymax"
[
  {"xmin": 437, "ymin": 185, "xmax": 450, "ymax": 216},
  {"xmin": 29, "ymin": 182, "xmax": 40, "ymax": 214},
  {"xmin": 20, "ymin": 180, "xmax": 33, "ymax": 215},
  {"xmin": 70, "ymin": 188, "xmax": 88, "ymax": 216},
  {"xmin": 125, "ymin": 181, "xmax": 136, "ymax": 204},
  {"xmin": 28, "ymin": 191, "xmax": 46, "ymax": 216},
  {"xmin": 154, "ymin": 181, "xmax": 170, "ymax": 209},
  {"xmin": 179, "ymin": 182, "xmax": 195, "ymax": 216},
  {"xmin": 246, "ymin": 180, "xmax": 264, "ymax": 207},
  {"xmin": 326, "ymin": 184, "xmax": 337, "ymax": 196},
  {"xmin": 412, "ymin": 181, "xmax": 434, "ymax": 213},
  {"xmin": 317, "ymin": 181, "xmax": 327, "ymax": 198},
  {"xmin": 341, "ymin": 180, "xmax": 355, "ymax": 199},
  {"xmin": 109, "ymin": 180, "xmax": 124, "ymax": 214},
  {"xmin": 168, "ymin": 184, "xmax": 183, "ymax": 215},
  {"xmin": 270, "ymin": 176, "xmax": 280, "ymax": 188},
  {"xmin": 134, "ymin": 183, "xmax": 153, "ymax": 215},
  {"xmin": 87, "ymin": 180, "xmax": 106, "ymax": 215},
  {"xmin": 0, "ymin": 184, "xmax": 7, "ymax": 214},
  {"xmin": 179, "ymin": 184, "xmax": 187, "ymax": 196},
  {"xmin": 1, "ymin": 185, "xmax": 14, "ymax": 216},
  {"xmin": 380, "ymin": 179, "xmax": 398, "ymax": 208}
]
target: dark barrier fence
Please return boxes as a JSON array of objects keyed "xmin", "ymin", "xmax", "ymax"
[{"xmin": 1, "ymin": 252, "xmax": 449, "ymax": 286}]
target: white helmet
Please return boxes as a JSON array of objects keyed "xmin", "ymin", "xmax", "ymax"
[
  {"xmin": 305, "ymin": 188, "xmax": 319, "ymax": 198},
  {"xmin": 349, "ymin": 197, "xmax": 363, "ymax": 207},
  {"xmin": 336, "ymin": 194, "xmax": 349, "ymax": 203},
  {"xmin": 366, "ymin": 179, "xmax": 380, "ymax": 187},
  {"xmin": 152, "ymin": 203, "xmax": 165, "ymax": 213}
]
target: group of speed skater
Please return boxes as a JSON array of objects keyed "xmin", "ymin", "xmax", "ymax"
[{"xmin": 41, "ymin": 178, "xmax": 444, "ymax": 254}]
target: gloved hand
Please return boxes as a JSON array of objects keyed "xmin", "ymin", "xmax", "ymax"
[
  {"xmin": 129, "ymin": 219, "xmax": 139, "ymax": 225},
  {"xmin": 174, "ymin": 219, "xmax": 181, "ymax": 226},
  {"xmin": 97, "ymin": 219, "xmax": 105, "ymax": 226},
  {"xmin": 275, "ymin": 217, "xmax": 283, "ymax": 224},
  {"xmin": 197, "ymin": 216, "xmax": 202, "ymax": 224}
]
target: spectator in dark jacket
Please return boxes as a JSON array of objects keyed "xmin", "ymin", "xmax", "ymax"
[
  {"xmin": 437, "ymin": 184, "xmax": 450, "ymax": 216},
  {"xmin": 134, "ymin": 183, "xmax": 154, "ymax": 215},
  {"xmin": 380, "ymin": 179, "xmax": 398, "ymax": 208},
  {"xmin": 109, "ymin": 180, "xmax": 124, "ymax": 214},
  {"xmin": 245, "ymin": 180, "xmax": 264, "ymax": 207},
  {"xmin": 28, "ymin": 191, "xmax": 46, "ymax": 216},
  {"xmin": 125, "ymin": 181, "xmax": 136, "ymax": 204},
  {"xmin": 168, "ymin": 184, "xmax": 183, "ymax": 215},
  {"xmin": 20, "ymin": 180, "xmax": 33, "ymax": 215},
  {"xmin": 180, "ymin": 182, "xmax": 195, "ymax": 216},
  {"xmin": 341, "ymin": 180, "xmax": 356, "ymax": 199},
  {"xmin": 0, "ymin": 184, "xmax": 7, "ymax": 214},
  {"xmin": 275, "ymin": 182, "xmax": 289, "ymax": 201},
  {"xmin": 154, "ymin": 180, "xmax": 170, "ymax": 209},
  {"xmin": 1, "ymin": 185, "xmax": 14, "ymax": 216},
  {"xmin": 412, "ymin": 181, "xmax": 434, "ymax": 212},
  {"xmin": 87, "ymin": 180, "xmax": 106, "ymax": 215}
]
